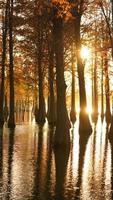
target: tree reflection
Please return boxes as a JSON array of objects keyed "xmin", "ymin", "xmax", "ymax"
[
  {"xmin": 54, "ymin": 144, "xmax": 70, "ymax": 200},
  {"xmin": 32, "ymin": 126, "xmax": 44, "ymax": 200},
  {"xmin": 75, "ymin": 128, "xmax": 90, "ymax": 199},
  {"xmin": 0, "ymin": 129, "xmax": 3, "ymax": 197},
  {"xmin": 109, "ymin": 135, "xmax": 113, "ymax": 199},
  {"xmin": 45, "ymin": 128, "xmax": 54, "ymax": 200},
  {"xmin": 7, "ymin": 129, "xmax": 15, "ymax": 199}
]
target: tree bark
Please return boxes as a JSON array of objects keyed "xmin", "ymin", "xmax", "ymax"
[
  {"xmin": 36, "ymin": 26, "xmax": 46, "ymax": 125},
  {"xmin": 104, "ymin": 52, "xmax": 111, "ymax": 125},
  {"xmin": 0, "ymin": 0, "xmax": 9, "ymax": 127},
  {"xmin": 47, "ymin": 43, "xmax": 56, "ymax": 126},
  {"xmin": 8, "ymin": 0, "xmax": 15, "ymax": 128},
  {"xmin": 70, "ymin": 43, "xmax": 76, "ymax": 125},
  {"xmin": 53, "ymin": 16, "xmax": 71, "ymax": 147},
  {"xmin": 101, "ymin": 56, "xmax": 104, "ymax": 121},
  {"xmin": 92, "ymin": 54, "xmax": 98, "ymax": 123},
  {"xmin": 74, "ymin": 16, "xmax": 92, "ymax": 133}
]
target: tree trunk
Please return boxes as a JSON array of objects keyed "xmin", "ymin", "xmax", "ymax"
[
  {"xmin": 8, "ymin": 0, "xmax": 15, "ymax": 128},
  {"xmin": 53, "ymin": 16, "xmax": 71, "ymax": 147},
  {"xmin": 0, "ymin": 0, "xmax": 9, "ymax": 127},
  {"xmin": 47, "ymin": 39, "xmax": 56, "ymax": 126},
  {"xmin": 101, "ymin": 55, "xmax": 104, "ymax": 121},
  {"xmin": 70, "ymin": 43, "xmax": 76, "ymax": 125},
  {"xmin": 92, "ymin": 54, "xmax": 98, "ymax": 123},
  {"xmin": 74, "ymin": 16, "xmax": 92, "ymax": 133},
  {"xmin": 4, "ymin": 93, "xmax": 8, "ymax": 122},
  {"xmin": 108, "ymin": 0, "xmax": 113, "ymax": 138},
  {"xmin": 36, "ymin": 28, "xmax": 46, "ymax": 125},
  {"xmin": 104, "ymin": 52, "xmax": 111, "ymax": 125}
]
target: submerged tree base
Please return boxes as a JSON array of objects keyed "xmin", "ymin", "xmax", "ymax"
[
  {"xmin": 36, "ymin": 116, "xmax": 46, "ymax": 126},
  {"xmin": 101, "ymin": 113, "xmax": 104, "ymax": 122},
  {"xmin": 105, "ymin": 111, "xmax": 111, "ymax": 126},
  {"xmin": 0, "ymin": 119, "xmax": 4, "ymax": 128},
  {"xmin": 8, "ymin": 118, "xmax": 15, "ymax": 129},
  {"xmin": 54, "ymin": 127, "xmax": 70, "ymax": 149},
  {"xmin": 108, "ymin": 115, "xmax": 113, "ymax": 142},
  {"xmin": 70, "ymin": 110, "xmax": 76, "ymax": 126},
  {"xmin": 35, "ymin": 112, "xmax": 46, "ymax": 126},
  {"xmin": 79, "ymin": 112, "xmax": 92, "ymax": 135},
  {"xmin": 36, "ymin": 119, "xmax": 46, "ymax": 126},
  {"xmin": 91, "ymin": 112, "xmax": 98, "ymax": 124}
]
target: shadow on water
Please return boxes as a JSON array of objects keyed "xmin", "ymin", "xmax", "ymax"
[{"xmin": 74, "ymin": 126, "xmax": 90, "ymax": 199}]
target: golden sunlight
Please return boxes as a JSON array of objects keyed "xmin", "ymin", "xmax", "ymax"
[{"xmin": 80, "ymin": 46, "xmax": 90, "ymax": 60}]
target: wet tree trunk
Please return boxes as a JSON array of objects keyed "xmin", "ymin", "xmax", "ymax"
[
  {"xmin": 53, "ymin": 16, "xmax": 71, "ymax": 147},
  {"xmin": 8, "ymin": 0, "xmax": 15, "ymax": 128},
  {"xmin": 104, "ymin": 52, "xmax": 111, "ymax": 125},
  {"xmin": 0, "ymin": 0, "xmax": 9, "ymax": 127},
  {"xmin": 74, "ymin": 16, "xmax": 92, "ymax": 133},
  {"xmin": 70, "ymin": 43, "xmax": 76, "ymax": 126},
  {"xmin": 36, "ymin": 26, "xmax": 46, "ymax": 125},
  {"xmin": 47, "ymin": 38, "xmax": 56, "ymax": 126}
]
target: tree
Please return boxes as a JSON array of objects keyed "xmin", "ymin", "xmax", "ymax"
[
  {"xmin": 53, "ymin": 7, "xmax": 71, "ymax": 147},
  {"xmin": 73, "ymin": 1, "xmax": 92, "ymax": 133},
  {"xmin": 8, "ymin": 0, "xmax": 15, "ymax": 128},
  {"xmin": 47, "ymin": 28, "xmax": 56, "ymax": 126},
  {"xmin": 0, "ymin": 0, "xmax": 9, "ymax": 127},
  {"xmin": 70, "ymin": 42, "xmax": 76, "ymax": 126}
]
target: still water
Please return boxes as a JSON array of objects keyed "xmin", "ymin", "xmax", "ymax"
[{"xmin": 0, "ymin": 117, "xmax": 113, "ymax": 200}]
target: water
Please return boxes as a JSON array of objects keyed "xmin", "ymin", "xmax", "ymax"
[{"xmin": 0, "ymin": 117, "xmax": 113, "ymax": 200}]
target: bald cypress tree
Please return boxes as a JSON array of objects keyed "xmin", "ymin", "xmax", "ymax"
[
  {"xmin": 73, "ymin": 2, "xmax": 92, "ymax": 133},
  {"xmin": 0, "ymin": 0, "xmax": 9, "ymax": 127},
  {"xmin": 8, "ymin": 0, "xmax": 15, "ymax": 128},
  {"xmin": 53, "ymin": 11, "xmax": 71, "ymax": 147}
]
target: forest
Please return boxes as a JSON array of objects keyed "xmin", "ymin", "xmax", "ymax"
[{"xmin": 0, "ymin": 0, "xmax": 113, "ymax": 199}]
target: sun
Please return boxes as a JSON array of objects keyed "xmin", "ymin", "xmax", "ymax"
[{"xmin": 80, "ymin": 46, "xmax": 90, "ymax": 59}]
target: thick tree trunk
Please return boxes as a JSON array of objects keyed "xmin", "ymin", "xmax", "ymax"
[
  {"xmin": 104, "ymin": 52, "xmax": 111, "ymax": 125},
  {"xmin": 70, "ymin": 43, "xmax": 76, "ymax": 125},
  {"xmin": 74, "ymin": 16, "xmax": 92, "ymax": 133},
  {"xmin": 4, "ymin": 93, "xmax": 8, "ymax": 122},
  {"xmin": 47, "ymin": 42, "xmax": 56, "ymax": 126},
  {"xmin": 8, "ymin": 0, "xmax": 15, "ymax": 128},
  {"xmin": 0, "ymin": 0, "xmax": 9, "ymax": 127},
  {"xmin": 101, "ymin": 56, "xmax": 104, "ymax": 121},
  {"xmin": 36, "ymin": 30, "xmax": 46, "ymax": 125},
  {"xmin": 92, "ymin": 55, "xmax": 98, "ymax": 123},
  {"xmin": 53, "ymin": 16, "xmax": 71, "ymax": 147},
  {"xmin": 33, "ymin": 4, "xmax": 46, "ymax": 125}
]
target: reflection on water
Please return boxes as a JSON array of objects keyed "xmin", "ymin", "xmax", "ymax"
[{"xmin": 0, "ymin": 117, "xmax": 113, "ymax": 199}]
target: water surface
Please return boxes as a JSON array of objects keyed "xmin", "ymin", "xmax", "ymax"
[{"xmin": 0, "ymin": 118, "xmax": 112, "ymax": 200}]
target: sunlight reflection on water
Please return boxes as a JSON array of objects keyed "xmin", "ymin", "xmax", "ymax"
[{"xmin": 0, "ymin": 116, "xmax": 113, "ymax": 199}]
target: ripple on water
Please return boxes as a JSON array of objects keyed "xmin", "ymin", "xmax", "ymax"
[{"xmin": 0, "ymin": 119, "xmax": 112, "ymax": 200}]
